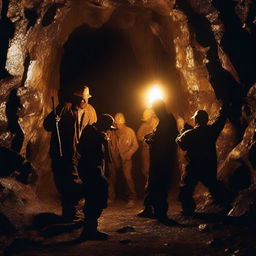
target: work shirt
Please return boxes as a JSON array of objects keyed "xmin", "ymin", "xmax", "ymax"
[
  {"xmin": 148, "ymin": 113, "xmax": 178, "ymax": 163},
  {"xmin": 137, "ymin": 118, "xmax": 159, "ymax": 144},
  {"xmin": 176, "ymin": 106, "xmax": 227, "ymax": 168},
  {"xmin": 44, "ymin": 103, "xmax": 97, "ymax": 158},
  {"xmin": 108, "ymin": 125, "xmax": 138, "ymax": 161},
  {"xmin": 77, "ymin": 125, "xmax": 106, "ymax": 179}
]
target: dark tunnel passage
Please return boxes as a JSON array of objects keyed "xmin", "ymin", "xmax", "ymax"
[
  {"xmin": 60, "ymin": 24, "xmax": 176, "ymax": 129},
  {"xmin": 59, "ymin": 24, "xmax": 179, "ymax": 199}
]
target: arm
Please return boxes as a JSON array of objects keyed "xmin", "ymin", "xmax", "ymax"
[
  {"xmin": 211, "ymin": 104, "xmax": 228, "ymax": 136},
  {"xmin": 125, "ymin": 129, "xmax": 139, "ymax": 160},
  {"xmin": 43, "ymin": 104, "xmax": 65, "ymax": 132},
  {"xmin": 176, "ymin": 130, "xmax": 190, "ymax": 151},
  {"xmin": 136, "ymin": 124, "xmax": 145, "ymax": 142},
  {"xmin": 181, "ymin": 123, "xmax": 193, "ymax": 134},
  {"xmin": 77, "ymin": 126, "xmax": 92, "ymax": 154},
  {"xmin": 85, "ymin": 104, "xmax": 97, "ymax": 124}
]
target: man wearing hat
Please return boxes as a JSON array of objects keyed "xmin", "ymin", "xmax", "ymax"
[
  {"xmin": 44, "ymin": 85, "xmax": 97, "ymax": 222},
  {"xmin": 137, "ymin": 100, "xmax": 178, "ymax": 224},
  {"xmin": 107, "ymin": 112, "xmax": 138, "ymax": 207},
  {"xmin": 176, "ymin": 104, "xmax": 230, "ymax": 216}
]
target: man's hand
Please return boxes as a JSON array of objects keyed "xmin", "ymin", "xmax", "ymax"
[
  {"xmin": 73, "ymin": 175, "xmax": 83, "ymax": 184},
  {"xmin": 55, "ymin": 115, "xmax": 61, "ymax": 122}
]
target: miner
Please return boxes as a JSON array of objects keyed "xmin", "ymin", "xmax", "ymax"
[
  {"xmin": 176, "ymin": 104, "xmax": 230, "ymax": 216},
  {"xmin": 107, "ymin": 112, "xmax": 138, "ymax": 206},
  {"xmin": 138, "ymin": 100, "xmax": 178, "ymax": 224},
  {"xmin": 76, "ymin": 114, "xmax": 115, "ymax": 241},
  {"xmin": 43, "ymin": 85, "xmax": 97, "ymax": 222}
]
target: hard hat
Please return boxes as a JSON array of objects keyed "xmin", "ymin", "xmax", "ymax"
[
  {"xmin": 99, "ymin": 114, "xmax": 116, "ymax": 130},
  {"xmin": 114, "ymin": 112, "xmax": 126, "ymax": 124},
  {"xmin": 141, "ymin": 108, "xmax": 154, "ymax": 121},
  {"xmin": 73, "ymin": 85, "xmax": 92, "ymax": 99},
  {"xmin": 192, "ymin": 110, "xmax": 208, "ymax": 124}
]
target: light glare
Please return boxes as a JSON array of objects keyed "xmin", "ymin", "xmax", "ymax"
[{"xmin": 148, "ymin": 85, "xmax": 164, "ymax": 106}]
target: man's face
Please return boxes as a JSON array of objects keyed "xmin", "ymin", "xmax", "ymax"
[
  {"xmin": 115, "ymin": 123, "xmax": 124, "ymax": 129},
  {"xmin": 78, "ymin": 97, "xmax": 88, "ymax": 109}
]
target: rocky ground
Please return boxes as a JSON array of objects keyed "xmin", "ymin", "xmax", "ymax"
[{"xmin": 2, "ymin": 198, "xmax": 256, "ymax": 256}]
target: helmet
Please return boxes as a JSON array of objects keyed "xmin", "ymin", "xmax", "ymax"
[
  {"xmin": 114, "ymin": 112, "xmax": 126, "ymax": 124},
  {"xmin": 73, "ymin": 85, "xmax": 92, "ymax": 99},
  {"xmin": 192, "ymin": 110, "xmax": 208, "ymax": 124},
  {"xmin": 99, "ymin": 114, "xmax": 115, "ymax": 130},
  {"xmin": 141, "ymin": 108, "xmax": 154, "ymax": 121}
]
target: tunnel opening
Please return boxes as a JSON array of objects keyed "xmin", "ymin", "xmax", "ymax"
[
  {"xmin": 60, "ymin": 23, "xmax": 177, "ymax": 129},
  {"xmin": 60, "ymin": 24, "xmax": 144, "ymax": 128},
  {"xmin": 60, "ymin": 22, "xmax": 178, "ymax": 199}
]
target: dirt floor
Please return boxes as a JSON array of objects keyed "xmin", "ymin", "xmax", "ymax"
[{"xmin": 3, "ymin": 199, "xmax": 256, "ymax": 256}]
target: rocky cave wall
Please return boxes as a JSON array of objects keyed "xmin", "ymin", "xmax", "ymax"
[{"xmin": 0, "ymin": 0, "xmax": 256, "ymax": 199}]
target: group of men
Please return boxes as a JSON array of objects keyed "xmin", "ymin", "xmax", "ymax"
[{"xmin": 44, "ymin": 84, "xmax": 231, "ymax": 241}]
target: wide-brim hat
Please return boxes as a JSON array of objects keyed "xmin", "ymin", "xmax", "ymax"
[{"xmin": 73, "ymin": 85, "xmax": 92, "ymax": 99}]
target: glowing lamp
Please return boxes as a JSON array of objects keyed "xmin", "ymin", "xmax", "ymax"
[{"xmin": 147, "ymin": 85, "xmax": 164, "ymax": 107}]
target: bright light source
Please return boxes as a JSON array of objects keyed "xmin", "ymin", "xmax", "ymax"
[{"xmin": 147, "ymin": 85, "xmax": 164, "ymax": 107}]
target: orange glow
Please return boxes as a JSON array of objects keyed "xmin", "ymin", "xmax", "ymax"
[{"xmin": 147, "ymin": 85, "xmax": 164, "ymax": 107}]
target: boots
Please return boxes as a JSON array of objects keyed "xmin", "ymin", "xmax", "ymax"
[
  {"xmin": 78, "ymin": 227, "xmax": 109, "ymax": 242},
  {"xmin": 137, "ymin": 205, "xmax": 155, "ymax": 219},
  {"xmin": 77, "ymin": 216, "xmax": 108, "ymax": 242}
]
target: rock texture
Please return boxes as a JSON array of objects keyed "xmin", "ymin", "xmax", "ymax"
[{"xmin": 0, "ymin": 0, "xmax": 256, "ymax": 222}]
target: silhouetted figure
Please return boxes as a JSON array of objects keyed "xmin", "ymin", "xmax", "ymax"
[
  {"xmin": 176, "ymin": 104, "xmax": 230, "ymax": 216},
  {"xmin": 76, "ymin": 114, "xmax": 115, "ymax": 241},
  {"xmin": 107, "ymin": 113, "xmax": 138, "ymax": 206},
  {"xmin": 5, "ymin": 89, "xmax": 24, "ymax": 153},
  {"xmin": 44, "ymin": 86, "xmax": 97, "ymax": 221},
  {"xmin": 138, "ymin": 100, "xmax": 178, "ymax": 224},
  {"xmin": 137, "ymin": 108, "xmax": 159, "ymax": 180}
]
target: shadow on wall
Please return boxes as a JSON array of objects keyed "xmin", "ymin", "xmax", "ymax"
[{"xmin": 5, "ymin": 89, "xmax": 24, "ymax": 153}]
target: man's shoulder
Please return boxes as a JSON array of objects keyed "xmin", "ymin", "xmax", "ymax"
[
  {"xmin": 84, "ymin": 104, "xmax": 97, "ymax": 123},
  {"xmin": 180, "ymin": 127, "xmax": 197, "ymax": 137},
  {"xmin": 184, "ymin": 125, "xmax": 213, "ymax": 138},
  {"xmin": 85, "ymin": 103, "xmax": 96, "ymax": 111},
  {"xmin": 125, "ymin": 126, "xmax": 136, "ymax": 134}
]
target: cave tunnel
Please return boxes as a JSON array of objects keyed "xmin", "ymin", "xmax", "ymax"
[
  {"xmin": 60, "ymin": 23, "xmax": 178, "ymax": 129},
  {"xmin": 1, "ymin": 0, "xmax": 256, "ymax": 254},
  {"xmin": 58, "ymin": 22, "xmax": 180, "ymax": 199}
]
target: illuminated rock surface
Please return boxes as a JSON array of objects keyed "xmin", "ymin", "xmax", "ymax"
[{"xmin": 0, "ymin": 0, "xmax": 256, "ymax": 254}]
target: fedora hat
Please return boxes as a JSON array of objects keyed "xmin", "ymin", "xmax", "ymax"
[{"xmin": 73, "ymin": 85, "xmax": 92, "ymax": 99}]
